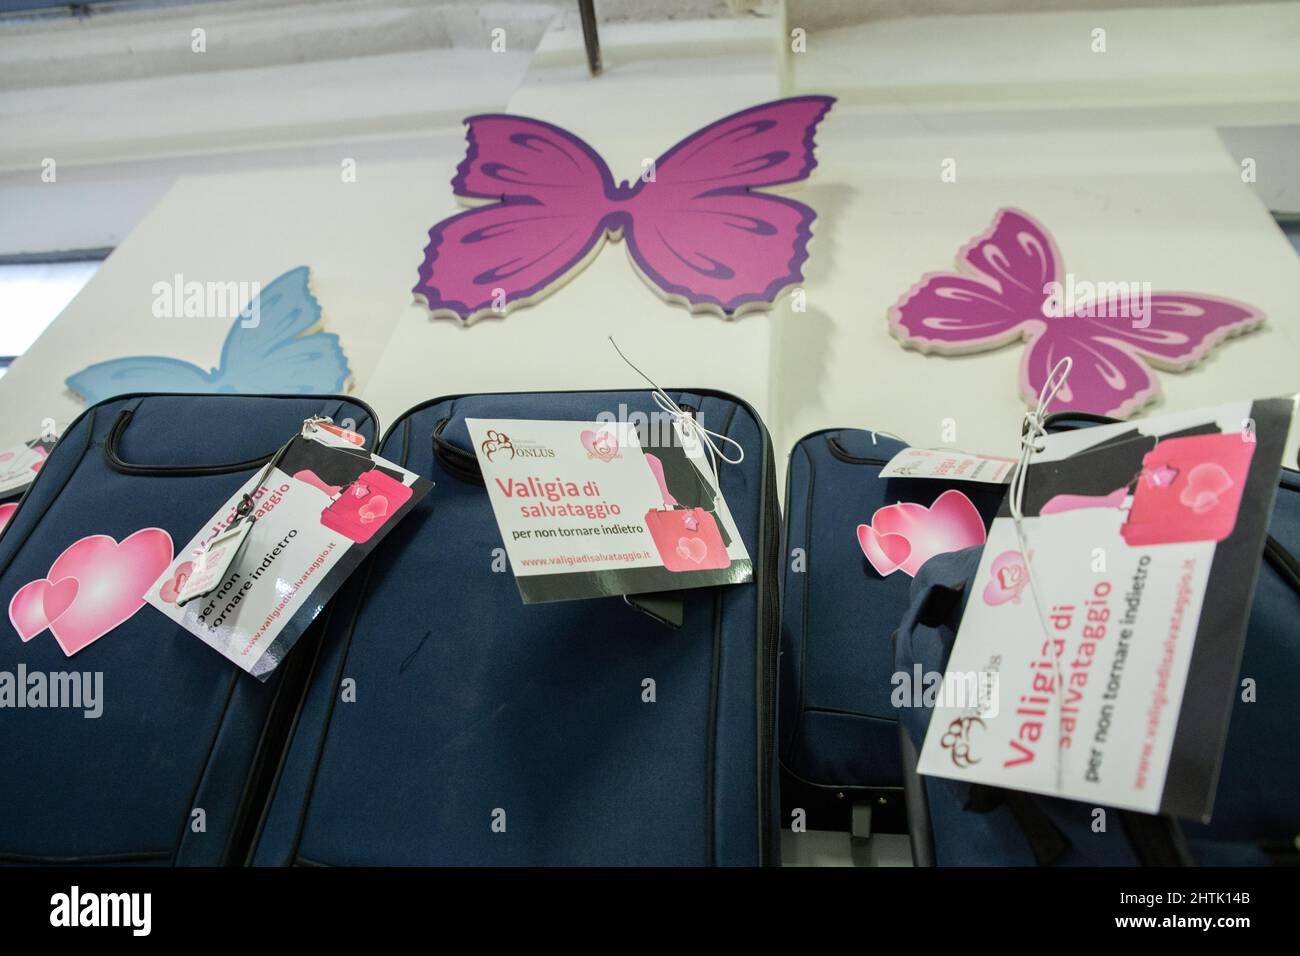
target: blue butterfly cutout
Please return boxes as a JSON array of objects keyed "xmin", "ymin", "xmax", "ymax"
[{"xmin": 65, "ymin": 266, "xmax": 351, "ymax": 404}]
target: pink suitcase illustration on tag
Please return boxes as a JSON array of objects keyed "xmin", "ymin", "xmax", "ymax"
[
  {"xmin": 1120, "ymin": 433, "xmax": 1255, "ymax": 546},
  {"xmin": 307, "ymin": 468, "xmax": 412, "ymax": 544},
  {"xmin": 643, "ymin": 453, "xmax": 730, "ymax": 572}
]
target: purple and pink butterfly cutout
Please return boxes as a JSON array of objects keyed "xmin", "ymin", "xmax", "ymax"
[
  {"xmin": 889, "ymin": 208, "xmax": 1264, "ymax": 418},
  {"xmin": 413, "ymin": 96, "xmax": 835, "ymax": 323},
  {"xmin": 413, "ymin": 99, "xmax": 1262, "ymax": 420}
]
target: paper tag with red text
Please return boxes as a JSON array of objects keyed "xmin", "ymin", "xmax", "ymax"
[
  {"xmin": 879, "ymin": 447, "xmax": 1016, "ymax": 484},
  {"xmin": 147, "ymin": 431, "xmax": 431, "ymax": 679}
]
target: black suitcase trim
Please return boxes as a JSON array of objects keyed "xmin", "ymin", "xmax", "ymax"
[{"xmin": 102, "ymin": 394, "xmax": 379, "ymax": 477}]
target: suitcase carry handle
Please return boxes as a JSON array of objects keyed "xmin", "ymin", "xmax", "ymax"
[
  {"xmin": 431, "ymin": 418, "xmax": 486, "ymax": 486},
  {"xmin": 104, "ymin": 398, "xmax": 359, "ymax": 477},
  {"xmin": 105, "ymin": 409, "xmax": 280, "ymax": 477}
]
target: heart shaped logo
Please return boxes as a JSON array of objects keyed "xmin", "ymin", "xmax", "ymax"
[
  {"xmin": 358, "ymin": 495, "xmax": 389, "ymax": 524},
  {"xmin": 857, "ymin": 489, "xmax": 986, "ymax": 578},
  {"xmin": 159, "ymin": 560, "xmax": 195, "ymax": 604},
  {"xmin": 1179, "ymin": 462, "xmax": 1233, "ymax": 515},
  {"xmin": 676, "ymin": 536, "xmax": 708, "ymax": 564},
  {"xmin": 580, "ymin": 429, "xmax": 619, "ymax": 462},
  {"xmin": 983, "ymin": 550, "xmax": 1029, "ymax": 605},
  {"xmin": 8, "ymin": 528, "xmax": 173, "ymax": 656},
  {"xmin": 9, "ymin": 576, "xmax": 79, "ymax": 641},
  {"xmin": 0, "ymin": 502, "xmax": 17, "ymax": 535}
]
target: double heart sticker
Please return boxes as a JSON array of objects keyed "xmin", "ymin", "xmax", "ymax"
[
  {"xmin": 857, "ymin": 490, "xmax": 987, "ymax": 578},
  {"xmin": 858, "ymin": 492, "xmax": 1031, "ymax": 606},
  {"xmin": 7, "ymin": 529, "xmax": 174, "ymax": 657}
]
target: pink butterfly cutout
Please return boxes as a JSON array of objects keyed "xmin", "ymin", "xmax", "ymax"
[
  {"xmin": 888, "ymin": 208, "xmax": 1264, "ymax": 418},
  {"xmin": 413, "ymin": 97, "xmax": 835, "ymax": 323}
]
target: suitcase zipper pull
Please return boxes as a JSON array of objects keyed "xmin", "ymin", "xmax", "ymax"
[
  {"xmin": 176, "ymin": 432, "xmax": 297, "ymax": 608},
  {"xmin": 303, "ymin": 416, "xmax": 366, "ymax": 448}
]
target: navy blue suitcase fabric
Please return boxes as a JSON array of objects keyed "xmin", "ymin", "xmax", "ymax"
[
  {"xmin": 252, "ymin": 389, "xmax": 780, "ymax": 866},
  {"xmin": 779, "ymin": 429, "xmax": 1003, "ymax": 803},
  {"xmin": 0, "ymin": 392, "xmax": 377, "ymax": 865},
  {"xmin": 894, "ymin": 421, "xmax": 1300, "ymax": 866}
]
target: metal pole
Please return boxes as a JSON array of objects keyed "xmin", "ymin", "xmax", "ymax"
[{"xmin": 578, "ymin": 0, "xmax": 601, "ymax": 76}]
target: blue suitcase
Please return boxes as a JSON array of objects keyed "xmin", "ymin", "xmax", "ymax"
[
  {"xmin": 0, "ymin": 392, "xmax": 378, "ymax": 865},
  {"xmin": 895, "ymin": 414, "xmax": 1300, "ymax": 865},
  {"xmin": 252, "ymin": 389, "xmax": 780, "ymax": 865},
  {"xmin": 779, "ymin": 428, "xmax": 1004, "ymax": 834}
]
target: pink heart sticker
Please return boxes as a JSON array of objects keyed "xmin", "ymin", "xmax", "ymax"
[
  {"xmin": 9, "ymin": 576, "xmax": 79, "ymax": 641},
  {"xmin": 675, "ymin": 536, "xmax": 708, "ymax": 564},
  {"xmin": 858, "ymin": 490, "xmax": 986, "ymax": 578},
  {"xmin": 580, "ymin": 429, "xmax": 619, "ymax": 462},
  {"xmin": 0, "ymin": 502, "xmax": 17, "ymax": 535},
  {"xmin": 39, "ymin": 528, "xmax": 174, "ymax": 656}
]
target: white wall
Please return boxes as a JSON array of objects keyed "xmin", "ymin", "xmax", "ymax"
[{"xmin": 1, "ymin": 2, "xmax": 1297, "ymax": 470}]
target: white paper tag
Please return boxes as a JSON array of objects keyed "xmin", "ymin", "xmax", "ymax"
[
  {"xmin": 915, "ymin": 397, "xmax": 1294, "ymax": 820},
  {"xmin": 879, "ymin": 447, "xmax": 1016, "ymax": 484},
  {"xmin": 0, "ymin": 436, "xmax": 56, "ymax": 498},
  {"xmin": 467, "ymin": 418, "xmax": 751, "ymax": 604},
  {"xmin": 174, "ymin": 518, "xmax": 255, "ymax": 607},
  {"xmin": 147, "ymin": 432, "xmax": 431, "ymax": 679}
]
